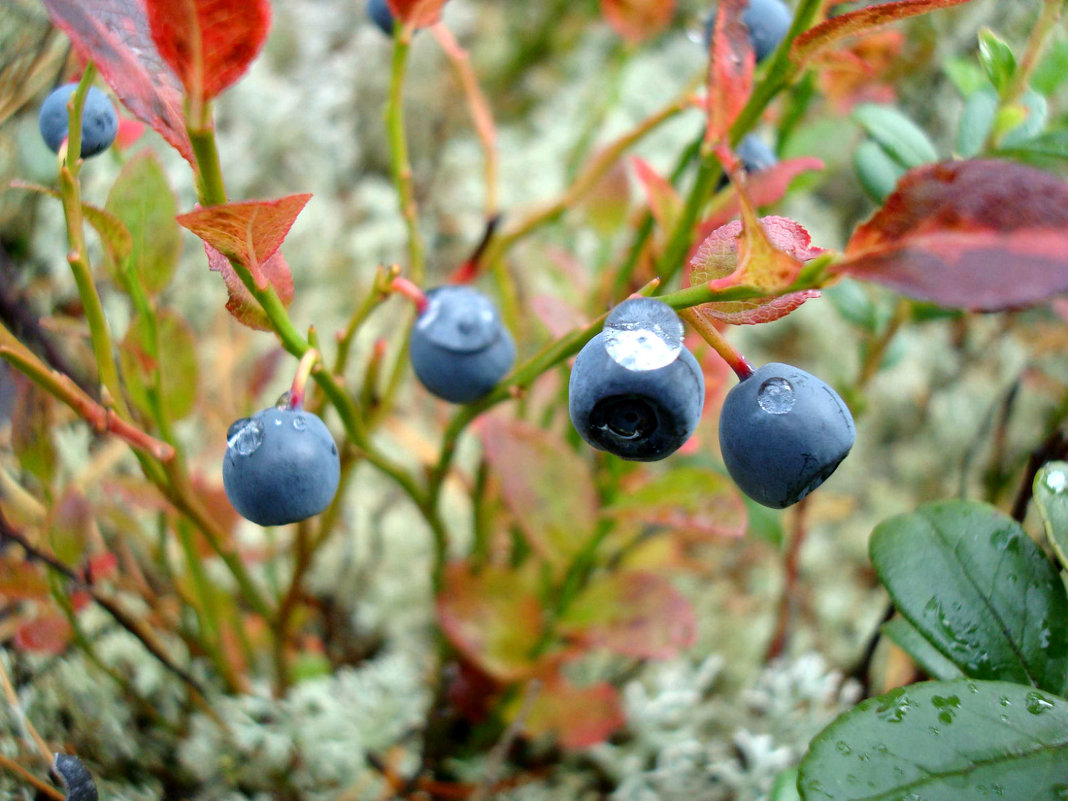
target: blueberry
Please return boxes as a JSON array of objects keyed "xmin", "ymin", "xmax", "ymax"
[
  {"xmin": 569, "ymin": 298, "xmax": 705, "ymax": 462},
  {"xmin": 704, "ymin": 0, "xmax": 793, "ymax": 62},
  {"xmin": 736, "ymin": 133, "xmax": 778, "ymax": 173},
  {"xmin": 409, "ymin": 285, "xmax": 516, "ymax": 404},
  {"xmin": 368, "ymin": 0, "xmax": 394, "ymax": 35},
  {"xmin": 718, "ymin": 362, "xmax": 855, "ymax": 508},
  {"xmin": 38, "ymin": 83, "xmax": 118, "ymax": 158},
  {"xmin": 222, "ymin": 406, "xmax": 340, "ymax": 526}
]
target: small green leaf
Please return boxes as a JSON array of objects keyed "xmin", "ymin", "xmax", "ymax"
[
  {"xmin": 881, "ymin": 616, "xmax": 964, "ymax": 681},
  {"xmin": 852, "ymin": 139, "xmax": 905, "ymax": 203},
  {"xmin": 120, "ymin": 310, "xmax": 199, "ymax": 422},
  {"xmin": 956, "ymin": 87, "xmax": 997, "ymax": 158},
  {"xmin": 798, "ymin": 679, "xmax": 1068, "ymax": 801},
  {"xmin": 105, "ymin": 151, "xmax": 181, "ymax": 294},
  {"xmin": 1031, "ymin": 37, "xmax": 1068, "ymax": 95},
  {"xmin": 978, "ymin": 27, "xmax": 1017, "ymax": 94},
  {"xmin": 770, "ymin": 768, "xmax": 800, "ymax": 801},
  {"xmin": 943, "ymin": 55, "xmax": 989, "ymax": 97},
  {"xmin": 996, "ymin": 129, "xmax": 1068, "ymax": 167},
  {"xmin": 1000, "ymin": 89, "xmax": 1049, "ymax": 147},
  {"xmin": 1034, "ymin": 461, "xmax": 1068, "ymax": 573},
  {"xmin": 870, "ymin": 500, "xmax": 1068, "ymax": 694},
  {"xmin": 852, "ymin": 104, "xmax": 938, "ymax": 169}
]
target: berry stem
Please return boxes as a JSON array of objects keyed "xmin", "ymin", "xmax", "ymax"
[
  {"xmin": 389, "ymin": 276, "xmax": 430, "ymax": 313},
  {"xmin": 289, "ymin": 349, "xmax": 320, "ymax": 410},
  {"xmin": 386, "ymin": 21, "xmax": 425, "ymax": 282},
  {"xmin": 678, "ymin": 307, "xmax": 754, "ymax": 380}
]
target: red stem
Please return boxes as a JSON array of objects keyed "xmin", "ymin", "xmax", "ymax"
[{"xmin": 390, "ymin": 276, "xmax": 430, "ymax": 314}]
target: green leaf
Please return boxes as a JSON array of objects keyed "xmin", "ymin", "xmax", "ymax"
[
  {"xmin": 105, "ymin": 151, "xmax": 181, "ymax": 294},
  {"xmin": 798, "ymin": 679, "xmax": 1068, "ymax": 801},
  {"xmin": 1034, "ymin": 461, "xmax": 1068, "ymax": 573},
  {"xmin": 881, "ymin": 617, "xmax": 964, "ymax": 681},
  {"xmin": 770, "ymin": 768, "xmax": 801, "ymax": 801},
  {"xmin": 119, "ymin": 310, "xmax": 199, "ymax": 422},
  {"xmin": 956, "ymin": 87, "xmax": 997, "ymax": 158},
  {"xmin": 943, "ymin": 55, "xmax": 989, "ymax": 97},
  {"xmin": 852, "ymin": 140, "xmax": 905, "ymax": 203},
  {"xmin": 1000, "ymin": 90, "xmax": 1050, "ymax": 148},
  {"xmin": 978, "ymin": 27, "xmax": 1017, "ymax": 94},
  {"xmin": 996, "ymin": 129, "xmax": 1068, "ymax": 167},
  {"xmin": 852, "ymin": 104, "xmax": 938, "ymax": 169},
  {"xmin": 1031, "ymin": 37, "xmax": 1068, "ymax": 95},
  {"xmin": 870, "ymin": 500, "xmax": 1068, "ymax": 694}
]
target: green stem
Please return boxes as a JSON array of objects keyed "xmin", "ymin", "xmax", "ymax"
[{"xmin": 387, "ymin": 24, "xmax": 425, "ymax": 281}]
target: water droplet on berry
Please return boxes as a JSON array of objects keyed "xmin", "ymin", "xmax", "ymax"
[
  {"xmin": 227, "ymin": 418, "xmax": 264, "ymax": 456},
  {"xmin": 1044, "ymin": 468, "xmax": 1068, "ymax": 494},
  {"xmin": 604, "ymin": 322, "xmax": 681, "ymax": 371},
  {"xmin": 757, "ymin": 376, "xmax": 796, "ymax": 414},
  {"xmin": 275, "ymin": 391, "xmax": 292, "ymax": 409},
  {"xmin": 292, "ymin": 415, "xmax": 307, "ymax": 431},
  {"xmin": 226, "ymin": 417, "xmax": 251, "ymax": 440}
]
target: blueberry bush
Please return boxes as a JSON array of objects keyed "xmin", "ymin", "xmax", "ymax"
[{"xmin": 1, "ymin": 0, "xmax": 1068, "ymax": 799}]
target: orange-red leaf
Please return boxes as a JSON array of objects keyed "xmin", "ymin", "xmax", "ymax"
[
  {"xmin": 706, "ymin": 0, "xmax": 754, "ymax": 146},
  {"xmin": 517, "ymin": 675, "xmax": 625, "ymax": 748},
  {"xmin": 15, "ymin": 613, "xmax": 73, "ymax": 655},
  {"xmin": 205, "ymin": 244, "xmax": 294, "ymax": 330},
  {"xmin": 601, "ymin": 0, "xmax": 675, "ymax": 43},
  {"xmin": 146, "ymin": 0, "xmax": 271, "ymax": 104},
  {"xmin": 39, "ymin": 0, "xmax": 193, "ymax": 164},
  {"xmin": 178, "ymin": 194, "xmax": 310, "ymax": 289},
  {"xmin": 608, "ymin": 467, "xmax": 748, "ymax": 541},
  {"xmin": 559, "ymin": 571, "xmax": 696, "ymax": 660},
  {"xmin": 697, "ymin": 156, "xmax": 825, "ymax": 238},
  {"xmin": 0, "ymin": 558, "xmax": 50, "ymax": 602},
  {"xmin": 436, "ymin": 562, "xmax": 545, "ymax": 682},
  {"xmin": 693, "ymin": 215, "xmax": 820, "ymax": 291},
  {"xmin": 387, "ymin": 0, "xmax": 449, "ymax": 27},
  {"xmin": 478, "ymin": 416, "xmax": 598, "ymax": 566},
  {"xmin": 791, "ymin": 0, "xmax": 974, "ymax": 65},
  {"xmin": 833, "ymin": 160, "xmax": 1068, "ymax": 310}
]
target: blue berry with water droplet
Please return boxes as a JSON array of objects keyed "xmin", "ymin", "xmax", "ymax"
[
  {"xmin": 38, "ymin": 83, "xmax": 118, "ymax": 158},
  {"xmin": 569, "ymin": 297, "xmax": 705, "ymax": 462},
  {"xmin": 222, "ymin": 406, "xmax": 340, "ymax": 526},
  {"xmin": 719, "ymin": 362, "xmax": 854, "ymax": 508},
  {"xmin": 704, "ymin": 0, "xmax": 793, "ymax": 62},
  {"xmin": 409, "ymin": 285, "xmax": 516, "ymax": 404},
  {"xmin": 368, "ymin": 0, "xmax": 394, "ymax": 35}
]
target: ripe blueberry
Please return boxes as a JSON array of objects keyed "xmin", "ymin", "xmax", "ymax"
[
  {"xmin": 569, "ymin": 298, "xmax": 705, "ymax": 462},
  {"xmin": 223, "ymin": 405, "xmax": 341, "ymax": 526},
  {"xmin": 704, "ymin": 0, "xmax": 793, "ymax": 62},
  {"xmin": 736, "ymin": 133, "xmax": 777, "ymax": 173},
  {"xmin": 409, "ymin": 285, "xmax": 516, "ymax": 404},
  {"xmin": 38, "ymin": 84, "xmax": 118, "ymax": 158},
  {"xmin": 368, "ymin": 0, "xmax": 394, "ymax": 35},
  {"xmin": 719, "ymin": 362, "xmax": 855, "ymax": 508}
]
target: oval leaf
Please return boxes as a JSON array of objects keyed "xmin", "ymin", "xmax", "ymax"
[
  {"xmin": 601, "ymin": 0, "xmax": 674, "ymax": 44},
  {"xmin": 105, "ymin": 151, "xmax": 181, "ymax": 294},
  {"xmin": 799, "ymin": 679, "xmax": 1068, "ymax": 801},
  {"xmin": 870, "ymin": 500, "xmax": 1068, "ymax": 694},
  {"xmin": 607, "ymin": 467, "xmax": 748, "ymax": 541},
  {"xmin": 146, "ymin": 0, "xmax": 271, "ymax": 104},
  {"xmin": 880, "ymin": 616, "xmax": 964, "ymax": 682},
  {"xmin": 834, "ymin": 160, "xmax": 1068, "ymax": 310},
  {"xmin": 39, "ymin": 0, "xmax": 193, "ymax": 164},
  {"xmin": 515, "ymin": 675, "xmax": 624, "ymax": 748},
  {"xmin": 119, "ymin": 310, "xmax": 199, "ymax": 421},
  {"xmin": 205, "ymin": 244, "xmax": 294, "ymax": 330},
  {"xmin": 1034, "ymin": 461, "xmax": 1068, "ymax": 573},
  {"xmin": 706, "ymin": 0, "xmax": 754, "ymax": 145}
]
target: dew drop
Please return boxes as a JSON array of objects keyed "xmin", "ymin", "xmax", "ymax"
[
  {"xmin": 757, "ymin": 376, "xmax": 796, "ymax": 414},
  {"xmin": 331, "ymin": 443, "xmax": 337, "ymax": 455},
  {"xmin": 292, "ymin": 415, "xmax": 308, "ymax": 432},
  {"xmin": 1044, "ymin": 469, "xmax": 1068, "ymax": 494},
  {"xmin": 1025, "ymin": 691, "xmax": 1054, "ymax": 715},
  {"xmin": 604, "ymin": 321, "xmax": 682, "ymax": 371},
  {"xmin": 227, "ymin": 417, "xmax": 251, "ymax": 441},
  {"xmin": 227, "ymin": 418, "xmax": 265, "ymax": 456},
  {"xmin": 274, "ymin": 390, "xmax": 292, "ymax": 409},
  {"xmin": 274, "ymin": 417, "xmax": 283, "ymax": 426},
  {"xmin": 836, "ymin": 741, "xmax": 852, "ymax": 755}
]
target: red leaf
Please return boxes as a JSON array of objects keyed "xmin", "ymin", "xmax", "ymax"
[
  {"xmin": 632, "ymin": 156, "xmax": 682, "ymax": 234},
  {"xmin": 146, "ymin": 0, "xmax": 271, "ymax": 106},
  {"xmin": 559, "ymin": 571, "xmax": 696, "ymax": 660},
  {"xmin": 206, "ymin": 244, "xmax": 294, "ymax": 330},
  {"xmin": 697, "ymin": 156, "xmax": 825, "ymax": 238},
  {"xmin": 477, "ymin": 416, "xmax": 598, "ymax": 566},
  {"xmin": 697, "ymin": 290, "xmax": 821, "ymax": 325},
  {"xmin": 40, "ymin": 0, "xmax": 194, "ymax": 165},
  {"xmin": 516, "ymin": 674, "xmax": 625, "ymax": 748},
  {"xmin": 601, "ymin": 0, "xmax": 675, "ymax": 43},
  {"xmin": 436, "ymin": 562, "xmax": 545, "ymax": 682},
  {"xmin": 387, "ymin": 0, "xmax": 450, "ymax": 27},
  {"xmin": 691, "ymin": 215, "xmax": 821, "ymax": 290},
  {"xmin": 178, "ymin": 194, "xmax": 310, "ymax": 289},
  {"xmin": 15, "ymin": 613, "xmax": 73, "ymax": 655},
  {"xmin": 833, "ymin": 160, "xmax": 1068, "ymax": 310},
  {"xmin": 791, "ymin": 0, "xmax": 974, "ymax": 65},
  {"xmin": 706, "ymin": 0, "xmax": 754, "ymax": 147},
  {"xmin": 530, "ymin": 295, "xmax": 587, "ymax": 339}
]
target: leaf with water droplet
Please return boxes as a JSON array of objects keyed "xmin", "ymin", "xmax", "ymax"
[
  {"xmin": 1034, "ymin": 461, "xmax": 1068, "ymax": 573},
  {"xmin": 870, "ymin": 500, "xmax": 1068, "ymax": 695},
  {"xmin": 799, "ymin": 679, "xmax": 1068, "ymax": 801}
]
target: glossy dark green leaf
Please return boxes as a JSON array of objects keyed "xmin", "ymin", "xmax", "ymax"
[
  {"xmin": 1034, "ymin": 461, "xmax": 1068, "ymax": 573},
  {"xmin": 978, "ymin": 27, "xmax": 1016, "ymax": 94},
  {"xmin": 880, "ymin": 616, "xmax": 963, "ymax": 681},
  {"xmin": 799, "ymin": 679, "xmax": 1068, "ymax": 801},
  {"xmin": 870, "ymin": 500, "xmax": 1068, "ymax": 694},
  {"xmin": 105, "ymin": 151, "xmax": 181, "ymax": 294}
]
